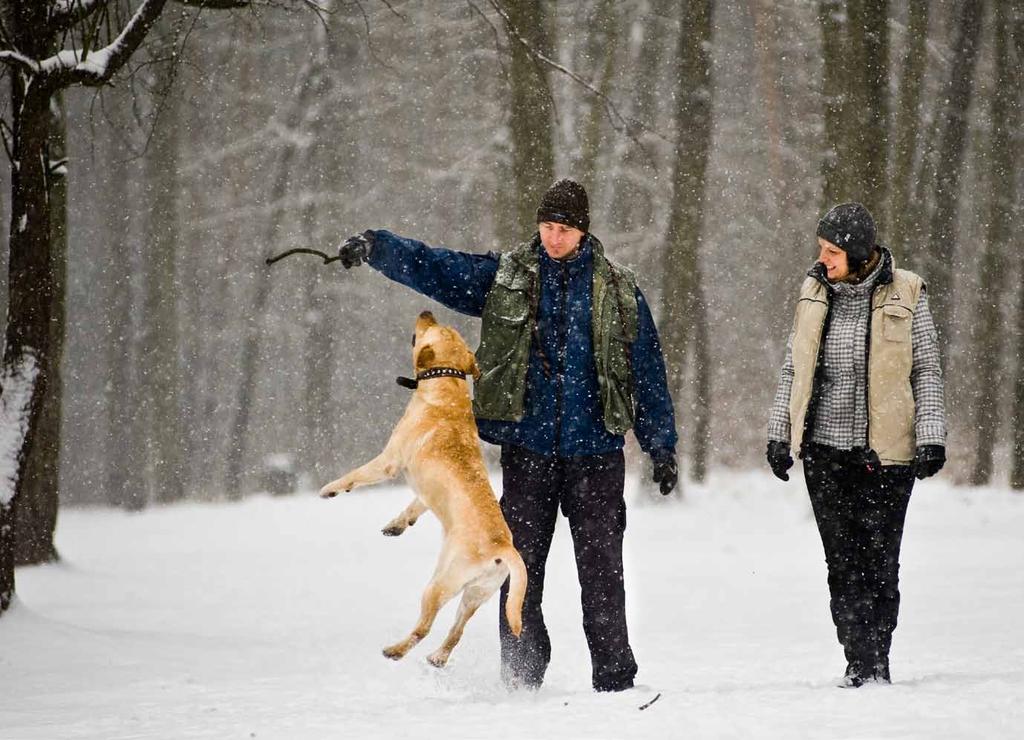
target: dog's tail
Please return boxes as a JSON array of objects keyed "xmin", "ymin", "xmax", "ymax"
[{"xmin": 501, "ymin": 546, "xmax": 527, "ymax": 637}]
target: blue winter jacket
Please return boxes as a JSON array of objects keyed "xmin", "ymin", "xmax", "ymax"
[{"xmin": 366, "ymin": 229, "xmax": 678, "ymax": 459}]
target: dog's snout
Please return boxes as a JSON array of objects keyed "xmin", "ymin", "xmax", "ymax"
[{"xmin": 419, "ymin": 310, "xmax": 435, "ymax": 320}]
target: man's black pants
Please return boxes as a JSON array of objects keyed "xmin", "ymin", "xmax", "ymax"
[
  {"xmin": 497, "ymin": 445, "xmax": 637, "ymax": 692},
  {"xmin": 803, "ymin": 445, "xmax": 914, "ymax": 671}
]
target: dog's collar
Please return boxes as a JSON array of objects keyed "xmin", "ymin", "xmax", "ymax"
[{"xmin": 396, "ymin": 367, "xmax": 467, "ymax": 390}]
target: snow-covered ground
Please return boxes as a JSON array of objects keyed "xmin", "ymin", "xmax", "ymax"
[{"xmin": 1, "ymin": 470, "xmax": 1022, "ymax": 740}]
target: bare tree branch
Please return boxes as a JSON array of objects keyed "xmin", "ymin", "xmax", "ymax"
[
  {"xmin": 484, "ymin": 0, "xmax": 670, "ymax": 146},
  {"xmin": 0, "ymin": 118, "xmax": 14, "ymax": 164},
  {"xmin": 466, "ymin": 0, "xmax": 508, "ymax": 80},
  {"xmin": 350, "ymin": 0, "xmax": 400, "ymax": 75},
  {"xmin": 300, "ymin": 0, "xmax": 332, "ymax": 31},
  {"xmin": 373, "ymin": 0, "xmax": 406, "ymax": 20},
  {"xmin": 173, "ymin": 0, "xmax": 251, "ymax": 7}
]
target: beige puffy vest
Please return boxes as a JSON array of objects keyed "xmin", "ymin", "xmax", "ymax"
[{"xmin": 789, "ymin": 267, "xmax": 923, "ymax": 465}]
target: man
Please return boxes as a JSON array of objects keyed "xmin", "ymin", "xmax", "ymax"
[{"xmin": 336, "ymin": 179, "xmax": 678, "ymax": 692}]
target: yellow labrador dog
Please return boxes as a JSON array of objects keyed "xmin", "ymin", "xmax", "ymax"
[{"xmin": 320, "ymin": 311, "xmax": 526, "ymax": 667}]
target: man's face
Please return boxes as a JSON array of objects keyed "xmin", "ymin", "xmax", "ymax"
[
  {"xmin": 539, "ymin": 221, "xmax": 585, "ymax": 260},
  {"xmin": 817, "ymin": 237, "xmax": 850, "ymax": 281}
]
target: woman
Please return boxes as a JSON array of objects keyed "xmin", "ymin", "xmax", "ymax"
[{"xmin": 766, "ymin": 202, "xmax": 946, "ymax": 687}]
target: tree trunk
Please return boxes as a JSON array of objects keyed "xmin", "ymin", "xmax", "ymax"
[
  {"xmin": 15, "ymin": 90, "xmax": 67, "ymax": 564},
  {"xmin": 818, "ymin": 0, "xmax": 889, "ymax": 214},
  {"xmin": 660, "ymin": 0, "xmax": 714, "ymax": 491},
  {"xmin": 1008, "ymin": 2, "xmax": 1024, "ymax": 490},
  {"xmin": 224, "ymin": 218, "xmax": 276, "ymax": 500},
  {"xmin": 1, "ymin": 3, "xmax": 58, "ymax": 615},
  {"xmin": 140, "ymin": 58, "xmax": 187, "ymax": 504},
  {"xmin": 607, "ymin": 0, "xmax": 672, "ymax": 233},
  {"xmin": 888, "ymin": 0, "xmax": 928, "ymax": 255},
  {"xmin": 225, "ymin": 55, "xmax": 323, "ymax": 498},
  {"xmin": 969, "ymin": 2, "xmax": 1014, "ymax": 486},
  {"xmin": 103, "ymin": 127, "xmax": 145, "ymax": 510},
  {"xmin": 575, "ymin": 0, "xmax": 621, "ymax": 188},
  {"xmin": 856, "ymin": 0, "xmax": 890, "ymax": 221},
  {"xmin": 751, "ymin": 0, "xmax": 784, "ymax": 186},
  {"xmin": 504, "ymin": 0, "xmax": 554, "ymax": 233},
  {"xmin": 691, "ymin": 285, "xmax": 711, "ymax": 482},
  {"xmin": 923, "ymin": 0, "xmax": 984, "ymax": 337},
  {"xmin": 818, "ymin": 0, "xmax": 852, "ymax": 206},
  {"xmin": 299, "ymin": 5, "xmax": 357, "ymax": 481}
]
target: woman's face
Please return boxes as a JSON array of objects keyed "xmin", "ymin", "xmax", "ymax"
[{"xmin": 817, "ymin": 237, "xmax": 850, "ymax": 281}]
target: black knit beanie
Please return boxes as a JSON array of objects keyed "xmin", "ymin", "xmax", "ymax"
[
  {"xmin": 816, "ymin": 202, "xmax": 876, "ymax": 266},
  {"xmin": 536, "ymin": 179, "xmax": 590, "ymax": 232}
]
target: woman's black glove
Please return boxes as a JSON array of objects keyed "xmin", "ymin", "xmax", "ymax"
[
  {"xmin": 912, "ymin": 445, "xmax": 946, "ymax": 480},
  {"xmin": 651, "ymin": 449, "xmax": 678, "ymax": 495},
  {"xmin": 766, "ymin": 440, "xmax": 793, "ymax": 481},
  {"xmin": 337, "ymin": 231, "xmax": 374, "ymax": 268}
]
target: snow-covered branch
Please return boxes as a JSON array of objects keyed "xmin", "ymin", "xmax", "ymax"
[
  {"xmin": 0, "ymin": 50, "xmax": 40, "ymax": 76},
  {"xmin": 46, "ymin": 0, "xmax": 169, "ymax": 88},
  {"xmin": 49, "ymin": 0, "xmax": 106, "ymax": 33}
]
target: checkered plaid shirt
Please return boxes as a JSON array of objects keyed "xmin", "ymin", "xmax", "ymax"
[{"xmin": 767, "ymin": 253, "xmax": 946, "ymax": 450}]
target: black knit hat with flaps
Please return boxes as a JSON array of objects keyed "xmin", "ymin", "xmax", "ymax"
[
  {"xmin": 536, "ymin": 179, "xmax": 590, "ymax": 233},
  {"xmin": 816, "ymin": 202, "xmax": 876, "ymax": 266}
]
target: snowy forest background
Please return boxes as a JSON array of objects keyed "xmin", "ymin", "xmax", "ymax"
[{"xmin": 1, "ymin": 0, "xmax": 1023, "ymax": 579}]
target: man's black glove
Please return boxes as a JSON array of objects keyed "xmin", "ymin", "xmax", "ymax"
[
  {"xmin": 651, "ymin": 449, "xmax": 678, "ymax": 496},
  {"xmin": 338, "ymin": 231, "xmax": 374, "ymax": 268},
  {"xmin": 913, "ymin": 445, "xmax": 946, "ymax": 480},
  {"xmin": 766, "ymin": 440, "xmax": 794, "ymax": 481}
]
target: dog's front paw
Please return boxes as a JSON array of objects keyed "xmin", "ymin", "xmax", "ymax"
[
  {"xmin": 381, "ymin": 524, "xmax": 405, "ymax": 537},
  {"xmin": 319, "ymin": 477, "xmax": 352, "ymax": 498}
]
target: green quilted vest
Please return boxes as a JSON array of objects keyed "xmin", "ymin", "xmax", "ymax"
[{"xmin": 472, "ymin": 236, "xmax": 639, "ymax": 434}]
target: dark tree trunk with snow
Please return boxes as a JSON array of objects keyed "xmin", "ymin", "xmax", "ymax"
[
  {"xmin": 0, "ymin": 2, "xmax": 58, "ymax": 612},
  {"xmin": 15, "ymin": 90, "xmax": 67, "ymax": 565},
  {"xmin": 0, "ymin": 0, "xmax": 269, "ymax": 615},
  {"xmin": 923, "ymin": 0, "xmax": 984, "ymax": 337},
  {"xmin": 660, "ymin": 0, "xmax": 714, "ymax": 488}
]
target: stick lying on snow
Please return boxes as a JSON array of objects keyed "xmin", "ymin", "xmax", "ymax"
[{"xmin": 638, "ymin": 693, "xmax": 662, "ymax": 711}]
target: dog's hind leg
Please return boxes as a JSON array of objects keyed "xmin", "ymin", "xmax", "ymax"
[
  {"xmin": 382, "ymin": 498, "xmax": 428, "ymax": 537},
  {"xmin": 382, "ymin": 574, "xmax": 460, "ymax": 661},
  {"xmin": 426, "ymin": 583, "xmax": 493, "ymax": 668}
]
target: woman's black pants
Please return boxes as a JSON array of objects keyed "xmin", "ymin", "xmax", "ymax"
[
  {"xmin": 497, "ymin": 445, "xmax": 637, "ymax": 692},
  {"xmin": 803, "ymin": 445, "xmax": 914, "ymax": 672}
]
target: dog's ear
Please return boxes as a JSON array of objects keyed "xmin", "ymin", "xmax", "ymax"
[
  {"xmin": 416, "ymin": 345, "xmax": 435, "ymax": 371},
  {"xmin": 466, "ymin": 349, "xmax": 481, "ymax": 381}
]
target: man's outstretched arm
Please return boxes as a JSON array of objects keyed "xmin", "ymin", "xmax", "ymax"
[{"xmin": 341, "ymin": 229, "xmax": 499, "ymax": 318}]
